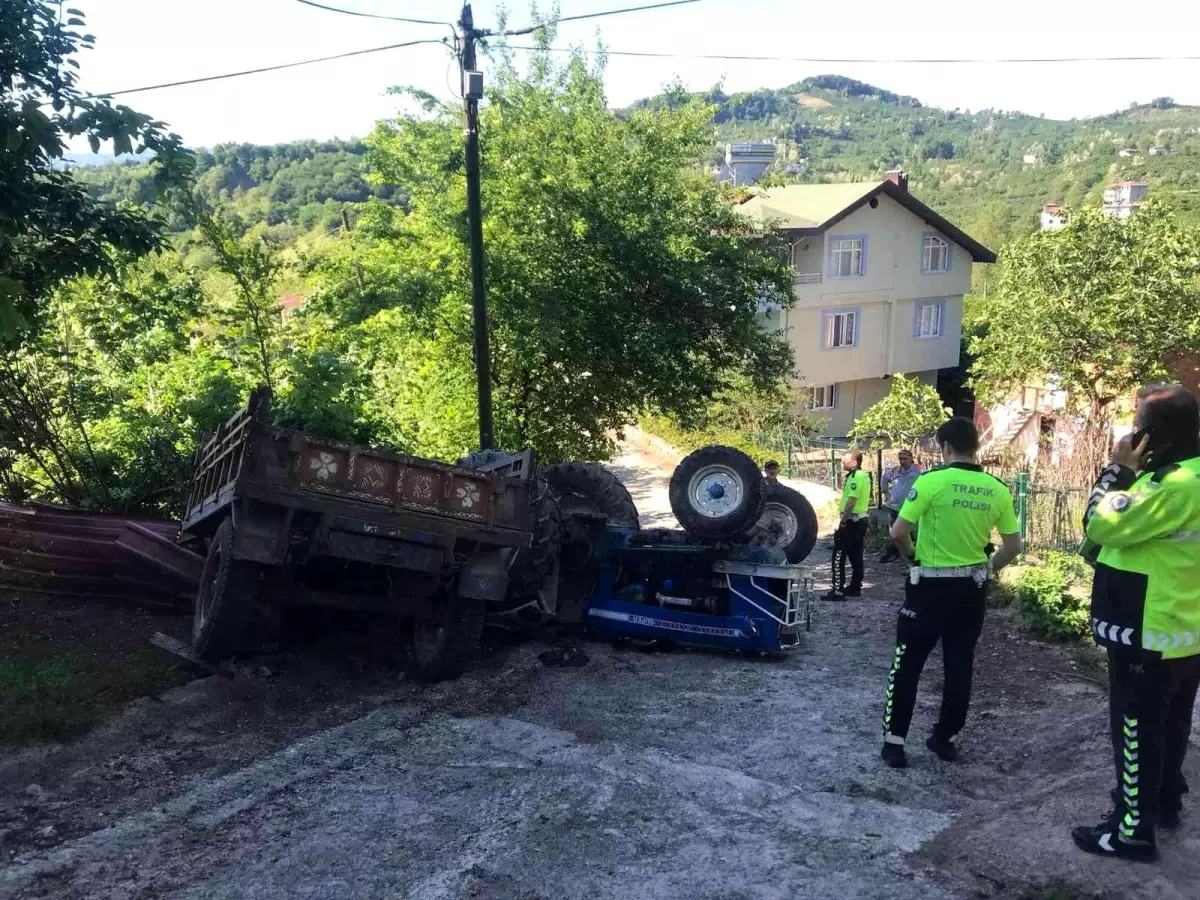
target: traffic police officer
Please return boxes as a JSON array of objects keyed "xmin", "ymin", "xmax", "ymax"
[
  {"xmin": 880, "ymin": 417, "xmax": 1022, "ymax": 768},
  {"xmin": 1072, "ymin": 384, "xmax": 1200, "ymax": 863},
  {"xmin": 823, "ymin": 451, "xmax": 871, "ymax": 600}
]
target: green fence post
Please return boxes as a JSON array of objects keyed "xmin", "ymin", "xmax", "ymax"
[
  {"xmin": 785, "ymin": 432, "xmax": 794, "ymax": 478},
  {"xmin": 1016, "ymin": 472, "xmax": 1029, "ymax": 556}
]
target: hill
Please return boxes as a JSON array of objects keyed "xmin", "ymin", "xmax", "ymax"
[
  {"xmin": 77, "ymin": 76, "xmax": 1200, "ymax": 253},
  {"xmin": 634, "ymin": 76, "xmax": 1200, "ymax": 248},
  {"xmin": 74, "ymin": 140, "xmax": 404, "ymax": 244}
]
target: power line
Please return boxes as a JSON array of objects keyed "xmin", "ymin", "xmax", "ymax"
[
  {"xmin": 294, "ymin": 0, "xmax": 453, "ymax": 28},
  {"xmin": 89, "ymin": 38, "xmax": 448, "ymax": 97},
  {"xmin": 511, "ymin": 45, "xmax": 1200, "ymax": 64},
  {"xmin": 500, "ymin": 0, "xmax": 700, "ymax": 37}
]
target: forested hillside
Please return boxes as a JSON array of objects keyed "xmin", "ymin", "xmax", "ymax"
[
  {"xmin": 76, "ymin": 75, "xmax": 1200, "ymax": 253},
  {"xmin": 74, "ymin": 140, "xmax": 404, "ymax": 244},
  {"xmin": 635, "ymin": 75, "xmax": 1200, "ymax": 248}
]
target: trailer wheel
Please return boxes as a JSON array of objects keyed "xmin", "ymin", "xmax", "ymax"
[
  {"xmin": 544, "ymin": 463, "xmax": 639, "ymax": 621},
  {"xmin": 410, "ymin": 587, "xmax": 486, "ymax": 681},
  {"xmin": 192, "ymin": 518, "xmax": 264, "ymax": 661},
  {"xmin": 669, "ymin": 446, "xmax": 765, "ymax": 540},
  {"xmin": 748, "ymin": 483, "xmax": 819, "ymax": 563}
]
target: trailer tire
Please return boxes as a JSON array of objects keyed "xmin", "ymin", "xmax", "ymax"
[
  {"xmin": 748, "ymin": 483, "xmax": 819, "ymax": 563},
  {"xmin": 543, "ymin": 463, "xmax": 639, "ymax": 528},
  {"xmin": 410, "ymin": 587, "xmax": 486, "ymax": 681},
  {"xmin": 192, "ymin": 518, "xmax": 264, "ymax": 661},
  {"xmin": 669, "ymin": 445, "xmax": 765, "ymax": 540}
]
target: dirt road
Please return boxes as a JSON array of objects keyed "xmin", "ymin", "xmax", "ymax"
[{"xmin": 2, "ymin": 444, "xmax": 1199, "ymax": 899}]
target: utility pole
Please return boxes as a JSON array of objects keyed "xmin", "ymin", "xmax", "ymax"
[{"xmin": 458, "ymin": 4, "xmax": 494, "ymax": 450}]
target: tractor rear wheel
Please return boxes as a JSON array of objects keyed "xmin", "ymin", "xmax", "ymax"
[{"xmin": 544, "ymin": 463, "xmax": 639, "ymax": 622}]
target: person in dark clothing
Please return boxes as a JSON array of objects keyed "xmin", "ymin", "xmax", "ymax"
[
  {"xmin": 763, "ymin": 460, "xmax": 780, "ymax": 486},
  {"xmin": 1071, "ymin": 385, "xmax": 1200, "ymax": 863}
]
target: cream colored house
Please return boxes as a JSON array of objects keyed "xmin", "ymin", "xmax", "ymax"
[{"xmin": 740, "ymin": 174, "xmax": 996, "ymax": 436}]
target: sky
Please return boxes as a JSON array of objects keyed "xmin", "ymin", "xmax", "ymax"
[{"xmin": 70, "ymin": 0, "xmax": 1200, "ymax": 151}]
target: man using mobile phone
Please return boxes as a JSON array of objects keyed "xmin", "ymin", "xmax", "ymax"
[{"xmin": 1072, "ymin": 385, "xmax": 1200, "ymax": 863}]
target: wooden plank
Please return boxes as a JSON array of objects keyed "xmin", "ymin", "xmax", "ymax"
[
  {"xmin": 149, "ymin": 632, "xmax": 220, "ymax": 673},
  {"xmin": 116, "ymin": 523, "xmax": 204, "ymax": 586}
]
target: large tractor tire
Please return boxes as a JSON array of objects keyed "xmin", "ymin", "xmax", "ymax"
[
  {"xmin": 748, "ymin": 483, "xmax": 819, "ymax": 564},
  {"xmin": 495, "ymin": 477, "xmax": 563, "ymax": 614},
  {"xmin": 192, "ymin": 518, "xmax": 264, "ymax": 661},
  {"xmin": 543, "ymin": 463, "xmax": 639, "ymax": 528},
  {"xmin": 669, "ymin": 445, "xmax": 765, "ymax": 540},
  {"xmin": 410, "ymin": 587, "xmax": 487, "ymax": 681},
  {"xmin": 544, "ymin": 463, "xmax": 639, "ymax": 622}
]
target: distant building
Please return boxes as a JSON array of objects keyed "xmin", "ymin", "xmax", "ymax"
[
  {"xmin": 1022, "ymin": 153, "xmax": 1039, "ymax": 165},
  {"xmin": 1040, "ymin": 203, "xmax": 1067, "ymax": 231},
  {"xmin": 1149, "ymin": 145, "xmax": 1173, "ymax": 156},
  {"xmin": 716, "ymin": 142, "xmax": 776, "ymax": 186},
  {"xmin": 1117, "ymin": 147, "xmax": 1139, "ymax": 158},
  {"xmin": 1102, "ymin": 181, "xmax": 1148, "ymax": 218},
  {"xmin": 279, "ymin": 292, "xmax": 305, "ymax": 323}
]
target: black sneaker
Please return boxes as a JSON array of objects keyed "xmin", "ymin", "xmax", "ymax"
[
  {"xmin": 1071, "ymin": 817, "xmax": 1158, "ymax": 863},
  {"xmin": 879, "ymin": 553, "xmax": 898, "ymax": 563},
  {"xmin": 842, "ymin": 587, "xmax": 862, "ymax": 597},
  {"xmin": 926, "ymin": 734, "xmax": 958, "ymax": 762},
  {"xmin": 881, "ymin": 743, "xmax": 908, "ymax": 769},
  {"xmin": 820, "ymin": 590, "xmax": 845, "ymax": 602},
  {"xmin": 1160, "ymin": 807, "xmax": 1182, "ymax": 829}
]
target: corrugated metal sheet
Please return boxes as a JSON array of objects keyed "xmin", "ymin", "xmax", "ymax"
[{"xmin": 0, "ymin": 502, "xmax": 200, "ymax": 609}]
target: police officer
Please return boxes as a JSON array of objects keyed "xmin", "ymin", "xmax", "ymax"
[
  {"xmin": 880, "ymin": 417, "xmax": 1022, "ymax": 768},
  {"xmin": 823, "ymin": 451, "xmax": 871, "ymax": 600},
  {"xmin": 1072, "ymin": 385, "xmax": 1200, "ymax": 863}
]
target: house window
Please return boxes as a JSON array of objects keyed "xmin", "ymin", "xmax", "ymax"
[
  {"xmin": 915, "ymin": 301, "xmax": 944, "ymax": 339},
  {"xmin": 828, "ymin": 236, "xmax": 866, "ymax": 278},
  {"xmin": 823, "ymin": 308, "xmax": 858, "ymax": 349},
  {"xmin": 922, "ymin": 234, "xmax": 950, "ymax": 272},
  {"xmin": 820, "ymin": 309, "xmax": 859, "ymax": 352},
  {"xmin": 811, "ymin": 384, "xmax": 837, "ymax": 410}
]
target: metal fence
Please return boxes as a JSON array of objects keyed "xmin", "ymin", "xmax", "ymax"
[{"xmin": 746, "ymin": 431, "xmax": 1087, "ymax": 553}]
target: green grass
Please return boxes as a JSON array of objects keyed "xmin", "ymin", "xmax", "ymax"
[{"xmin": 0, "ymin": 640, "xmax": 190, "ymax": 746}]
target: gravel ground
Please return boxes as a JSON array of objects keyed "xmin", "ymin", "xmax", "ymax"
[{"xmin": 2, "ymin": 445, "xmax": 1199, "ymax": 900}]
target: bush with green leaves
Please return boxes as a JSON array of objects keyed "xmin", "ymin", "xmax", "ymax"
[{"xmin": 1009, "ymin": 551, "xmax": 1093, "ymax": 639}]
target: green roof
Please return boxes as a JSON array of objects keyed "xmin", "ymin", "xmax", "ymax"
[
  {"xmin": 738, "ymin": 183, "xmax": 881, "ymax": 230},
  {"xmin": 736, "ymin": 180, "xmax": 997, "ymax": 263}
]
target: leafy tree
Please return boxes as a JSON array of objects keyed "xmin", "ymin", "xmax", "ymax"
[
  {"xmin": 304, "ymin": 40, "xmax": 795, "ymax": 462},
  {"xmin": 849, "ymin": 375, "xmax": 950, "ymax": 448},
  {"xmin": 969, "ymin": 202, "xmax": 1200, "ymax": 463},
  {"xmin": 0, "ymin": 1, "xmax": 190, "ymax": 338},
  {"xmin": 0, "ymin": 252, "xmax": 247, "ymax": 513},
  {"xmin": 194, "ymin": 209, "xmax": 283, "ymax": 392}
]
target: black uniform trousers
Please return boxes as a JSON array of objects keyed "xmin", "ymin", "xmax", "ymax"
[
  {"xmin": 1105, "ymin": 648, "xmax": 1200, "ymax": 837},
  {"xmin": 883, "ymin": 576, "xmax": 986, "ymax": 743},
  {"xmin": 832, "ymin": 518, "xmax": 868, "ymax": 592}
]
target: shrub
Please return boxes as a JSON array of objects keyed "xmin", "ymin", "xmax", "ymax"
[{"xmin": 1009, "ymin": 551, "xmax": 1092, "ymax": 639}]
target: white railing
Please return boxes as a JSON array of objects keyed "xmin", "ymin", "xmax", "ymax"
[{"xmin": 794, "ymin": 272, "xmax": 823, "ymax": 284}]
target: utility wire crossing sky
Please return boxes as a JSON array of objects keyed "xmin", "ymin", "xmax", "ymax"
[{"xmin": 71, "ymin": 0, "xmax": 1200, "ymax": 149}]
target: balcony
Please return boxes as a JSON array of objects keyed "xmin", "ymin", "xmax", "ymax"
[{"xmin": 793, "ymin": 272, "xmax": 823, "ymax": 285}]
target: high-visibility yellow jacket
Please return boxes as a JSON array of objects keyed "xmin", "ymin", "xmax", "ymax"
[{"xmin": 1085, "ymin": 458, "xmax": 1200, "ymax": 659}]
